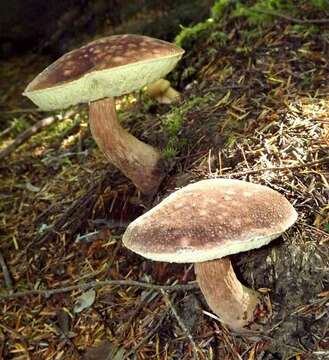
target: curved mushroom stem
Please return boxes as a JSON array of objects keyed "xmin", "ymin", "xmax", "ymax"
[
  {"xmin": 195, "ymin": 257, "xmax": 271, "ymax": 332},
  {"xmin": 89, "ymin": 97, "xmax": 164, "ymax": 195}
]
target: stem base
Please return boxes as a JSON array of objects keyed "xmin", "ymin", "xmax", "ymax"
[{"xmin": 195, "ymin": 258, "xmax": 271, "ymax": 332}]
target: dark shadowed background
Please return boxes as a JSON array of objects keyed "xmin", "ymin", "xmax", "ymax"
[{"xmin": 0, "ymin": 0, "xmax": 213, "ymax": 58}]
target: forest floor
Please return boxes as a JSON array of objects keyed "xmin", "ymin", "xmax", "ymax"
[{"xmin": 0, "ymin": 1, "xmax": 329, "ymax": 359}]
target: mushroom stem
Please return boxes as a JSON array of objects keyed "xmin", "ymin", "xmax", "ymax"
[
  {"xmin": 89, "ymin": 97, "xmax": 164, "ymax": 195},
  {"xmin": 195, "ymin": 257, "xmax": 270, "ymax": 332},
  {"xmin": 147, "ymin": 79, "xmax": 180, "ymax": 104}
]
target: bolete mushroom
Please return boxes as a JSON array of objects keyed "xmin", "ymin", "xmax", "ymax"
[
  {"xmin": 122, "ymin": 179, "xmax": 297, "ymax": 332},
  {"xmin": 146, "ymin": 79, "xmax": 181, "ymax": 104},
  {"xmin": 23, "ymin": 35, "xmax": 184, "ymax": 195}
]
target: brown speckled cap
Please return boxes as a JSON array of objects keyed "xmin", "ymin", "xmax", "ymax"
[
  {"xmin": 122, "ymin": 179, "xmax": 298, "ymax": 263},
  {"xmin": 23, "ymin": 34, "xmax": 184, "ymax": 110}
]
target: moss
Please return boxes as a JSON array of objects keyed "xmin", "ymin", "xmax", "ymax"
[
  {"xmin": 161, "ymin": 95, "xmax": 209, "ymax": 159},
  {"xmin": 310, "ymin": 0, "xmax": 329, "ymax": 11},
  {"xmin": 163, "ymin": 111, "xmax": 184, "ymax": 138},
  {"xmin": 232, "ymin": 0, "xmax": 329, "ymax": 26},
  {"xmin": 162, "ymin": 143, "xmax": 179, "ymax": 159},
  {"xmin": 175, "ymin": 20, "xmax": 214, "ymax": 49},
  {"xmin": 210, "ymin": 0, "xmax": 233, "ymax": 20},
  {"xmin": 161, "ymin": 107, "xmax": 184, "ymax": 159},
  {"xmin": 233, "ymin": 0, "xmax": 294, "ymax": 26},
  {"xmin": 175, "ymin": 0, "xmax": 328, "ymax": 51},
  {"xmin": 175, "ymin": 0, "xmax": 232, "ymax": 49},
  {"xmin": 291, "ymin": 24, "xmax": 320, "ymax": 35},
  {"xmin": 325, "ymin": 223, "xmax": 329, "ymax": 233},
  {"xmin": 10, "ymin": 116, "xmax": 30, "ymax": 137},
  {"xmin": 30, "ymin": 111, "xmax": 87, "ymax": 149}
]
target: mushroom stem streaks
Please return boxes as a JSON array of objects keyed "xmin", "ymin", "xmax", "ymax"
[
  {"xmin": 195, "ymin": 257, "xmax": 270, "ymax": 332},
  {"xmin": 89, "ymin": 97, "xmax": 164, "ymax": 195}
]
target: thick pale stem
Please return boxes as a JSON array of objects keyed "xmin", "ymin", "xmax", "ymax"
[
  {"xmin": 195, "ymin": 257, "xmax": 270, "ymax": 332},
  {"xmin": 89, "ymin": 97, "xmax": 164, "ymax": 195}
]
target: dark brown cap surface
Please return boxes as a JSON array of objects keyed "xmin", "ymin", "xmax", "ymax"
[{"xmin": 123, "ymin": 179, "xmax": 298, "ymax": 263}]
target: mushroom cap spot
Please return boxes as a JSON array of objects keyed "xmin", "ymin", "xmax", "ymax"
[
  {"xmin": 25, "ymin": 34, "xmax": 184, "ymax": 92},
  {"xmin": 122, "ymin": 179, "xmax": 298, "ymax": 263}
]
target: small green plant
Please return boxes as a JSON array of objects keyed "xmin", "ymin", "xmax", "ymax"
[
  {"xmin": 209, "ymin": 31, "xmax": 228, "ymax": 45},
  {"xmin": 311, "ymin": 0, "xmax": 329, "ymax": 11},
  {"xmin": 31, "ymin": 112, "xmax": 87, "ymax": 148},
  {"xmin": 161, "ymin": 96, "xmax": 209, "ymax": 159},
  {"xmin": 325, "ymin": 223, "xmax": 329, "ymax": 233},
  {"xmin": 162, "ymin": 143, "xmax": 179, "ymax": 159},
  {"xmin": 211, "ymin": 0, "xmax": 232, "ymax": 20},
  {"xmin": 181, "ymin": 65, "xmax": 197, "ymax": 82},
  {"xmin": 175, "ymin": 0, "xmax": 231, "ymax": 50},
  {"xmin": 161, "ymin": 110, "xmax": 184, "ymax": 159},
  {"xmin": 175, "ymin": 20, "xmax": 214, "ymax": 49},
  {"xmin": 233, "ymin": 0, "xmax": 294, "ymax": 26},
  {"xmin": 10, "ymin": 117, "xmax": 30, "ymax": 137},
  {"xmin": 292, "ymin": 24, "xmax": 320, "ymax": 35},
  {"xmin": 163, "ymin": 111, "xmax": 183, "ymax": 137}
]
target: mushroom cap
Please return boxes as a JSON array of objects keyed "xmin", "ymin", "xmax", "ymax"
[
  {"xmin": 23, "ymin": 34, "xmax": 184, "ymax": 110},
  {"xmin": 123, "ymin": 179, "xmax": 298, "ymax": 263}
]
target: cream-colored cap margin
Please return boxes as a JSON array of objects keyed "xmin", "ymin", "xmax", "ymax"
[
  {"xmin": 23, "ymin": 54, "xmax": 182, "ymax": 110},
  {"xmin": 123, "ymin": 179, "xmax": 298, "ymax": 263},
  {"xmin": 126, "ymin": 232, "xmax": 287, "ymax": 263}
]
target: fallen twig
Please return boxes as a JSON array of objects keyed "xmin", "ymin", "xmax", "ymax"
[
  {"xmin": 0, "ymin": 124, "xmax": 14, "ymax": 139},
  {"xmin": 0, "ymin": 250, "xmax": 13, "ymax": 291},
  {"xmin": 28, "ymin": 171, "xmax": 109, "ymax": 250},
  {"xmin": 219, "ymin": 155, "xmax": 329, "ymax": 178},
  {"xmin": 161, "ymin": 289, "xmax": 200, "ymax": 359},
  {"xmin": 0, "ymin": 111, "xmax": 74, "ymax": 161},
  {"xmin": 47, "ymin": 319, "xmax": 81, "ymax": 359},
  {"xmin": 251, "ymin": 8, "xmax": 329, "ymax": 24},
  {"xmin": 124, "ymin": 309, "xmax": 169, "ymax": 358},
  {"xmin": 0, "ymin": 280, "xmax": 198, "ymax": 301},
  {"xmin": 120, "ymin": 290, "xmax": 159, "ymax": 335},
  {"xmin": 0, "ymin": 108, "xmax": 44, "ymax": 114},
  {"xmin": 0, "ymin": 323, "xmax": 30, "ymax": 358},
  {"xmin": 48, "ymin": 115, "xmax": 83, "ymax": 150},
  {"xmin": 0, "ymin": 322, "xmax": 26, "ymax": 341}
]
